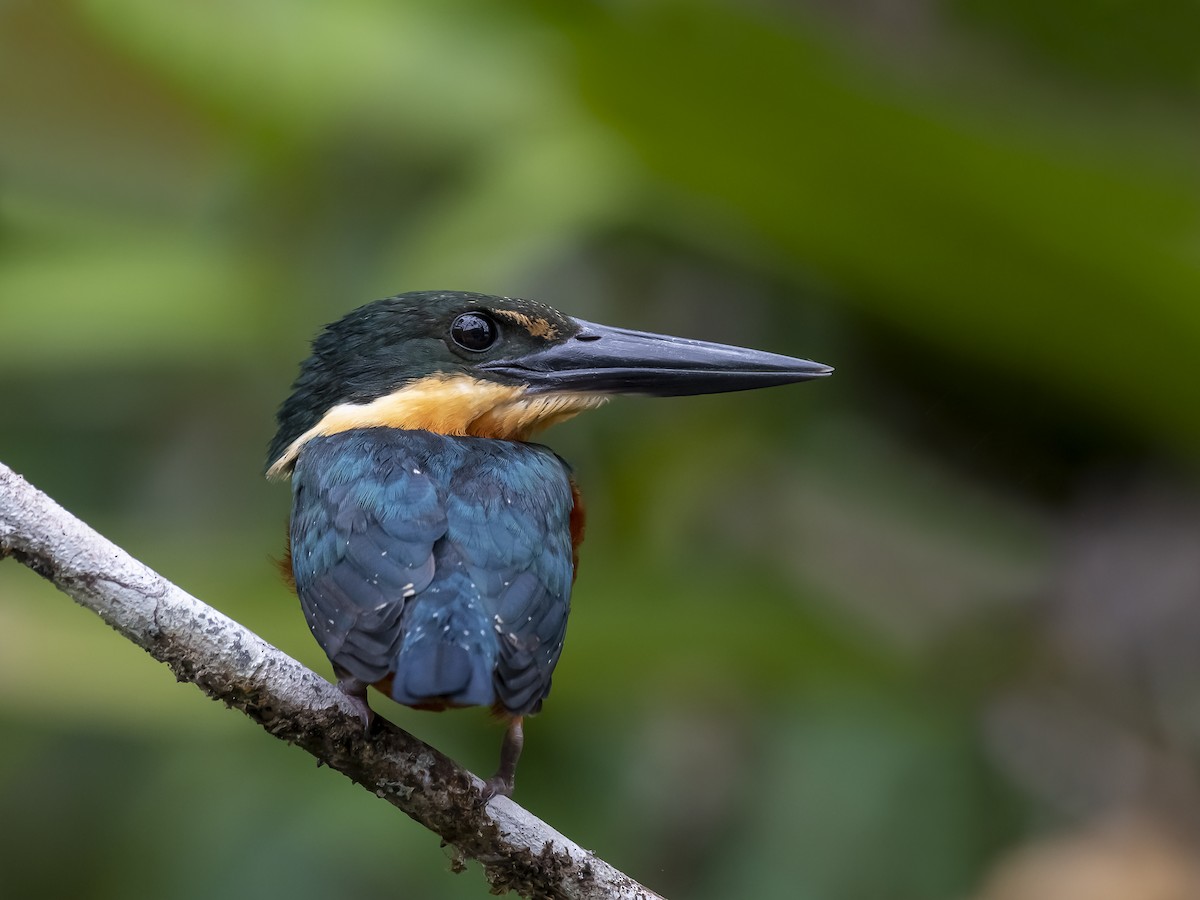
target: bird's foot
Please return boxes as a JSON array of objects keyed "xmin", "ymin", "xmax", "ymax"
[
  {"xmin": 476, "ymin": 716, "xmax": 524, "ymax": 807},
  {"xmin": 336, "ymin": 676, "xmax": 375, "ymax": 733},
  {"xmin": 478, "ymin": 773, "xmax": 514, "ymax": 806}
]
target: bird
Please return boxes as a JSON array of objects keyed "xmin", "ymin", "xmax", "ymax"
[{"xmin": 265, "ymin": 290, "xmax": 831, "ymax": 800}]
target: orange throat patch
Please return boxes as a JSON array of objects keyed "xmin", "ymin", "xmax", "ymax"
[{"xmin": 267, "ymin": 373, "xmax": 607, "ymax": 477}]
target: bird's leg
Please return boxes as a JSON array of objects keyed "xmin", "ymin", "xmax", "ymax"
[
  {"xmin": 480, "ymin": 716, "xmax": 524, "ymax": 804},
  {"xmin": 334, "ymin": 668, "xmax": 375, "ymax": 733}
]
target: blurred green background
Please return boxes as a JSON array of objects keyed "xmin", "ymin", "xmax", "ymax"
[{"xmin": 3, "ymin": 1, "xmax": 1200, "ymax": 898}]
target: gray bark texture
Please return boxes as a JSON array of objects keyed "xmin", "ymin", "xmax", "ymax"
[{"xmin": 0, "ymin": 461, "xmax": 663, "ymax": 900}]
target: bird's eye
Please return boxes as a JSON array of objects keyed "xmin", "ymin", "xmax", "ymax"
[{"xmin": 450, "ymin": 312, "xmax": 498, "ymax": 352}]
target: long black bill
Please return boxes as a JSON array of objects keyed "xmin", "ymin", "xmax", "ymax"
[{"xmin": 478, "ymin": 318, "xmax": 832, "ymax": 396}]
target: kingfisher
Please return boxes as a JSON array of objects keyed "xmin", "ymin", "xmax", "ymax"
[{"xmin": 266, "ymin": 290, "xmax": 830, "ymax": 800}]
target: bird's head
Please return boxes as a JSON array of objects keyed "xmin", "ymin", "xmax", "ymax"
[{"xmin": 266, "ymin": 290, "xmax": 831, "ymax": 477}]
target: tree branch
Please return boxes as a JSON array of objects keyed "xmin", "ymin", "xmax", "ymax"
[{"xmin": 0, "ymin": 461, "xmax": 663, "ymax": 900}]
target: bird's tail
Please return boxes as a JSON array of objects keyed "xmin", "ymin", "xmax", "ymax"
[{"xmin": 388, "ymin": 590, "xmax": 496, "ymax": 709}]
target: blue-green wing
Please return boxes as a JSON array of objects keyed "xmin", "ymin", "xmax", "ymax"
[
  {"xmin": 290, "ymin": 430, "xmax": 447, "ymax": 685},
  {"xmin": 443, "ymin": 443, "xmax": 575, "ymax": 713}
]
